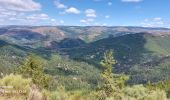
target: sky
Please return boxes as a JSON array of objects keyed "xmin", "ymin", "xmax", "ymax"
[{"xmin": 0, "ymin": 0, "xmax": 170, "ymax": 27}]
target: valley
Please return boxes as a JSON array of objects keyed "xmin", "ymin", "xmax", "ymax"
[{"xmin": 0, "ymin": 26, "xmax": 170, "ymax": 99}]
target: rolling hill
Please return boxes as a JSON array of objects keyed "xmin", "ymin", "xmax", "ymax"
[
  {"xmin": 0, "ymin": 26, "xmax": 170, "ymax": 85},
  {"xmin": 55, "ymin": 32, "xmax": 170, "ymax": 84}
]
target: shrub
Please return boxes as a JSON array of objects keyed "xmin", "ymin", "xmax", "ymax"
[
  {"xmin": 123, "ymin": 85, "xmax": 167, "ymax": 100},
  {"xmin": 16, "ymin": 54, "xmax": 54, "ymax": 89},
  {"xmin": 0, "ymin": 74, "xmax": 31, "ymax": 99}
]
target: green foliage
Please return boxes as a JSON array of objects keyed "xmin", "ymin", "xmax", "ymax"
[
  {"xmin": 1, "ymin": 32, "xmax": 170, "ymax": 99},
  {"xmin": 97, "ymin": 50, "xmax": 129, "ymax": 100},
  {"xmin": 147, "ymin": 79, "xmax": 170, "ymax": 98},
  {"xmin": 123, "ymin": 85, "xmax": 167, "ymax": 100},
  {"xmin": 45, "ymin": 86, "xmax": 74, "ymax": 100},
  {"xmin": 0, "ymin": 45, "xmax": 24, "ymax": 75},
  {"xmin": 64, "ymin": 34, "xmax": 170, "ymax": 84},
  {"xmin": 144, "ymin": 90, "xmax": 167, "ymax": 100},
  {"xmin": 16, "ymin": 54, "xmax": 52, "ymax": 89},
  {"xmin": 45, "ymin": 54, "xmax": 101, "ymax": 90},
  {"xmin": 123, "ymin": 85, "xmax": 148, "ymax": 99},
  {"xmin": 100, "ymin": 50, "xmax": 116, "ymax": 73},
  {"xmin": 0, "ymin": 74, "xmax": 31, "ymax": 99},
  {"xmin": 0, "ymin": 74, "xmax": 49, "ymax": 100}
]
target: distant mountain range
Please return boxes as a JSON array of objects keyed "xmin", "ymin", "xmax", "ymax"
[{"xmin": 0, "ymin": 26, "xmax": 170, "ymax": 48}]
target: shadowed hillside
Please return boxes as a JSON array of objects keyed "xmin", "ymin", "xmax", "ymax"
[{"xmin": 57, "ymin": 33, "xmax": 170, "ymax": 84}]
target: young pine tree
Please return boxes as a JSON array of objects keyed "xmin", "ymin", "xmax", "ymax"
[
  {"xmin": 16, "ymin": 54, "xmax": 51, "ymax": 89},
  {"xmin": 97, "ymin": 50, "xmax": 128, "ymax": 100}
]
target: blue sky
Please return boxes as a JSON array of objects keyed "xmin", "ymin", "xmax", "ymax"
[{"xmin": 0, "ymin": 0, "xmax": 170, "ymax": 27}]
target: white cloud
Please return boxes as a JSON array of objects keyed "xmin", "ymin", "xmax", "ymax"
[
  {"xmin": 80, "ymin": 18, "xmax": 95, "ymax": 25},
  {"xmin": 26, "ymin": 13, "xmax": 49, "ymax": 20},
  {"xmin": 65, "ymin": 7, "xmax": 80, "ymax": 14},
  {"xmin": 85, "ymin": 9, "xmax": 97, "ymax": 18},
  {"xmin": 57, "ymin": 4, "xmax": 67, "ymax": 9},
  {"xmin": 80, "ymin": 19, "xmax": 87, "ymax": 23},
  {"xmin": 0, "ymin": 11, "xmax": 51, "ymax": 25},
  {"xmin": 0, "ymin": 9, "xmax": 22, "ymax": 20},
  {"xmin": 121, "ymin": 0, "xmax": 142, "ymax": 3},
  {"xmin": 102, "ymin": 23, "xmax": 107, "ymax": 26},
  {"xmin": 0, "ymin": 10, "xmax": 17, "ymax": 18},
  {"xmin": 59, "ymin": 20, "xmax": 64, "ymax": 24},
  {"xmin": 51, "ymin": 19, "xmax": 56, "ymax": 22},
  {"xmin": 0, "ymin": 0, "xmax": 41, "ymax": 12},
  {"xmin": 153, "ymin": 17, "xmax": 162, "ymax": 21},
  {"xmin": 108, "ymin": 2, "xmax": 112, "ymax": 6},
  {"xmin": 0, "ymin": 0, "xmax": 47, "ymax": 25},
  {"xmin": 50, "ymin": 18, "xmax": 65, "ymax": 25},
  {"xmin": 54, "ymin": 0, "xmax": 67, "ymax": 9},
  {"xmin": 105, "ymin": 15, "xmax": 110, "ymax": 19},
  {"xmin": 141, "ymin": 17, "xmax": 170, "ymax": 28}
]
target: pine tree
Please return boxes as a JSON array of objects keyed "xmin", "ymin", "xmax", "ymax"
[
  {"xmin": 16, "ymin": 54, "xmax": 51, "ymax": 89},
  {"xmin": 97, "ymin": 50, "xmax": 128, "ymax": 100}
]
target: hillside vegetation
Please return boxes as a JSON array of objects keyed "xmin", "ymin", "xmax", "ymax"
[
  {"xmin": 0, "ymin": 26, "xmax": 170, "ymax": 99},
  {"xmin": 0, "ymin": 50, "xmax": 168, "ymax": 100}
]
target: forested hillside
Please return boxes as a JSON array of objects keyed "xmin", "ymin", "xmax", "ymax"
[
  {"xmin": 0, "ymin": 26, "xmax": 170, "ymax": 99},
  {"xmin": 60, "ymin": 33, "xmax": 170, "ymax": 84}
]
